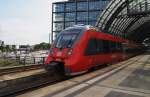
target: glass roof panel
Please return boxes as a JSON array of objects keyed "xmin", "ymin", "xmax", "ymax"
[{"xmin": 96, "ymin": 0, "xmax": 150, "ymax": 39}]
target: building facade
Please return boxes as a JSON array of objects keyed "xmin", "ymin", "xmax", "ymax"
[{"xmin": 52, "ymin": 0, "xmax": 111, "ymax": 41}]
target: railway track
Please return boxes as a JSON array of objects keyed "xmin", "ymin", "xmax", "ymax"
[
  {"xmin": 0, "ymin": 64, "xmax": 43, "ymax": 76},
  {"xmin": 0, "ymin": 71, "xmax": 65, "ymax": 97},
  {"xmin": 0, "ymin": 56, "xmax": 141, "ymax": 97}
]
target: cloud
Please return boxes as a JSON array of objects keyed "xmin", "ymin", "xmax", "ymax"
[
  {"xmin": 0, "ymin": 0, "xmax": 50, "ymax": 45},
  {"xmin": 0, "ymin": 18, "xmax": 49, "ymax": 45}
]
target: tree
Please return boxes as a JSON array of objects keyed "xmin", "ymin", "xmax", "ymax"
[{"xmin": 34, "ymin": 42, "xmax": 50, "ymax": 50}]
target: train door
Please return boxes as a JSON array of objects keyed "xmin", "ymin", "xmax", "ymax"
[{"xmin": 96, "ymin": 39, "xmax": 104, "ymax": 65}]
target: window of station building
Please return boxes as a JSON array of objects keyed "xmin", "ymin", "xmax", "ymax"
[
  {"xmin": 65, "ymin": 12, "xmax": 76, "ymax": 21},
  {"xmin": 77, "ymin": 21, "xmax": 88, "ymax": 25},
  {"xmin": 77, "ymin": 2, "xmax": 88, "ymax": 11},
  {"xmin": 53, "ymin": 13, "xmax": 64, "ymax": 22},
  {"xmin": 101, "ymin": 0, "xmax": 110, "ymax": 9},
  {"xmin": 65, "ymin": 22, "xmax": 75, "ymax": 28},
  {"xmin": 65, "ymin": 3, "xmax": 76, "ymax": 12},
  {"xmin": 89, "ymin": 11, "xmax": 101, "ymax": 21},
  {"xmin": 88, "ymin": 22, "xmax": 96, "ymax": 26},
  {"xmin": 53, "ymin": 3, "xmax": 64, "ymax": 12},
  {"xmin": 77, "ymin": 12, "xmax": 88, "ymax": 21},
  {"xmin": 89, "ymin": 1, "xmax": 101, "ymax": 10},
  {"xmin": 53, "ymin": 22, "xmax": 64, "ymax": 31},
  {"xmin": 53, "ymin": 31, "xmax": 60, "ymax": 39}
]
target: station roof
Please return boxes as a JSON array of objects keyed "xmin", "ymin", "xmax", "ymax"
[{"xmin": 96, "ymin": 0, "xmax": 150, "ymax": 43}]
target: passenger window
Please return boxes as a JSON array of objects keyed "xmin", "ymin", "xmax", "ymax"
[
  {"xmin": 116, "ymin": 43, "xmax": 122, "ymax": 52},
  {"xmin": 103, "ymin": 40, "xmax": 110, "ymax": 53},
  {"xmin": 97, "ymin": 39, "xmax": 103, "ymax": 53},
  {"xmin": 84, "ymin": 38, "xmax": 97, "ymax": 55},
  {"xmin": 110, "ymin": 41, "xmax": 117, "ymax": 52}
]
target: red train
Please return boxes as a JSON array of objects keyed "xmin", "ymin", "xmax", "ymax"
[{"xmin": 45, "ymin": 25, "xmax": 143, "ymax": 76}]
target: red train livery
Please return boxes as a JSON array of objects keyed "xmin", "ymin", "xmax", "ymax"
[{"xmin": 45, "ymin": 25, "xmax": 142, "ymax": 76}]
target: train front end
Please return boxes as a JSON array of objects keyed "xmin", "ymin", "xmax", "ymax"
[{"xmin": 45, "ymin": 26, "xmax": 85, "ymax": 76}]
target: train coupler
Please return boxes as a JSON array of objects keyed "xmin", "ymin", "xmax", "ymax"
[{"xmin": 45, "ymin": 62, "xmax": 65, "ymax": 75}]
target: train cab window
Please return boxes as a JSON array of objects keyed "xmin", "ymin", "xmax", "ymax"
[
  {"xmin": 55, "ymin": 28, "xmax": 83, "ymax": 48},
  {"xmin": 102, "ymin": 40, "xmax": 110, "ymax": 53},
  {"xmin": 84, "ymin": 38, "xmax": 97, "ymax": 55},
  {"xmin": 56, "ymin": 34, "xmax": 77, "ymax": 48}
]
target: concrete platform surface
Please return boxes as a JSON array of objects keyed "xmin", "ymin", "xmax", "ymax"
[{"xmin": 17, "ymin": 54, "xmax": 150, "ymax": 97}]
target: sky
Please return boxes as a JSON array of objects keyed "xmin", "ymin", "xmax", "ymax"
[{"xmin": 0, "ymin": 0, "xmax": 65, "ymax": 45}]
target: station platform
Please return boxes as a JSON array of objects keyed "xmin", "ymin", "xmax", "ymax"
[{"xmin": 17, "ymin": 53, "xmax": 150, "ymax": 97}]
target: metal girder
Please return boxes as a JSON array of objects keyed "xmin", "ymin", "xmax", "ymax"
[
  {"xmin": 128, "ymin": 16, "xmax": 150, "ymax": 33},
  {"xmin": 96, "ymin": 0, "xmax": 150, "ymax": 42},
  {"xmin": 96, "ymin": 0, "xmax": 123, "ymax": 30},
  {"xmin": 127, "ymin": 0, "xmax": 150, "ymax": 17},
  {"xmin": 103, "ymin": 2, "xmax": 127, "ymax": 31},
  {"xmin": 124, "ymin": 17, "xmax": 141, "ymax": 32},
  {"xmin": 128, "ymin": 21, "xmax": 150, "ymax": 42}
]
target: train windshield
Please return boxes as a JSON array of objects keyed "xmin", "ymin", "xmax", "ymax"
[{"xmin": 56, "ymin": 34, "xmax": 77, "ymax": 48}]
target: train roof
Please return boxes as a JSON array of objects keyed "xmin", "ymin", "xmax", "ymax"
[
  {"xmin": 65, "ymin": 25, "xmax": 99, "ymax": 31},
  {"xmin": 63, "ymin": 25, "xmax": 129, "ymax": 43}
]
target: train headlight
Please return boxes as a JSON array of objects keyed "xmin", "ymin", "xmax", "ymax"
[{"xmin": 67, "ymin": 49, "xmax": 73, "ymax": 55}]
